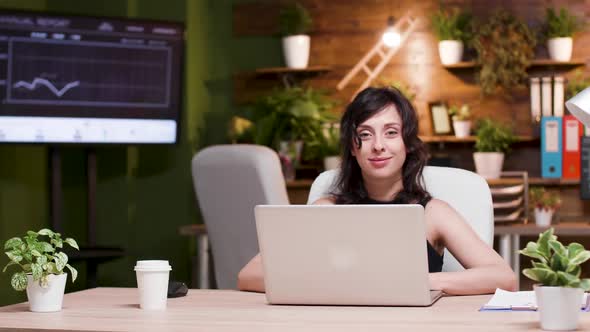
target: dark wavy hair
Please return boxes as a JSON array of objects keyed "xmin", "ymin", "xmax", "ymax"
[{"xmin": 332, "ymin": 87, "xmax": 430, "ymax": 204}]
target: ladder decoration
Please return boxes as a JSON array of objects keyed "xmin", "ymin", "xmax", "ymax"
[{"xmin": 337, "ymin": 13, "xmax": 419, "ymax": 97}]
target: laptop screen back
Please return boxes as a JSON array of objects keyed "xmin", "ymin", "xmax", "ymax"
[{"xmin": 255, "ymin": 204, "xmax": 433, "ymax": 306}]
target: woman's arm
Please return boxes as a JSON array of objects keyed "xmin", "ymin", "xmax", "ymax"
[
  {"xmin": 237, "ymin": 254, "xmax": 265, "ymax": 292},
  {"xmin": 426, "ymin": 199, "xmax": 518, "ymax": 295}
]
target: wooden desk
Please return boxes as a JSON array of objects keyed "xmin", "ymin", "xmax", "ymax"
[
  {"xmin": 1, "ymin": 287, "xmax": 587, "ymax": 331},
  {"xmin": 495, "ymin": 222, "xmax": 590, "ymax": 289}
]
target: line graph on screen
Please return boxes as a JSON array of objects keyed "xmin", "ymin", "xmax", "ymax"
[{"xmin": 6, "ymin": 37, "xmax": 172, "ymax": 108}]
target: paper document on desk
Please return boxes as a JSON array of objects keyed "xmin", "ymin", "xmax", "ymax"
[{"xmin": 481, "ymin": 288, "xmax": 589, "ymax": 311}]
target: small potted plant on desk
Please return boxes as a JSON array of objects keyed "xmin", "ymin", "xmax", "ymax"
[
  {"xmin": 448, "ymin": 103, "xmax": 472, "ymax": 138},
  {"xmin": 530, "ymin": 187, "xmax": 561, "ymax": 227},
  {"xmin": 520, "ymin": 228, "xmax": 590, "ymax": 331},
  {"xmin": 3, "ymin": 228, "xmax": 79, "ymax": 312},
  {"xmin": 473, "ymin": 118, "xmax": 515, "ymax": 179}
]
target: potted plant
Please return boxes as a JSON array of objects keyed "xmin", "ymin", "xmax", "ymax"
[
  {"xmin": 239, "ymin": 87, "xmax": 335, "ymax": 179},
  {"xmin": 544, "ymin": 7, "xmax": 582, "ymax": 62},
  {"xmin": 566, "ymin": 69, "xmax": 590, "ymax": 100},
  {"xmin": 530, "ymin": 187, "xmax": 561, "ymax": 227},
  {"xmin": 473, "ymin": 10, "xmax": 536, "ymax": 95},
  {"xmin": 3, "ymin": 228, "xmax": 79, "ymax": 312},
  {"xmin": 520, "ymin": 228, "xmax": 590, "ymax": 330},
  {"xmin": 319, "ymin": 122, "xmax": 341, "ymax": 170},
  {"xmin": 473, "ymin": 118, "xmax": 515, "ymax": 179},
  {"xmin": 279, "ymin": 2, "xmax": 312, "ymax": 69},
  {"xmin": 430, "ymin": 8, "xmax": 472, "ymax": 65},
  {"xmin": 376, "ymin": 78, "xmax": 416, "ymax": 103},
  {"xmin": 448, "ymin": 103, "xmax": 472, "ymax": 138}
]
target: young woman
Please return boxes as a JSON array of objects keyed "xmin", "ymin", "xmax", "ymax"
[{"xmin": 238, "ymin": 87, "xmax": 517, "ymax": 295}]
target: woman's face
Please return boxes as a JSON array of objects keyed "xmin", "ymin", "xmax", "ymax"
[{"xmin": 351, "ymin": 105, "xmax": 406, "ymax": 180}]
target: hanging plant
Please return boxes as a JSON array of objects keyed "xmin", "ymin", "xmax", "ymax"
[{"xmin": 473, "ymin": 10, "xmax": 536, "ymax": 95}]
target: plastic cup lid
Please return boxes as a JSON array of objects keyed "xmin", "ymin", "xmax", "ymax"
[{"xmin": 134, "ymin": 260, "xmax": 172, "ymax": 271}]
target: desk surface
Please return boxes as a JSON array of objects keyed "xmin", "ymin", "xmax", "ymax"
[{"xmin": 0, "ymin": 288, "xmax": 588, "ymax": 331}]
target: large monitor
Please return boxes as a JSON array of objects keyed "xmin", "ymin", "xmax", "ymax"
[{"xmin": 0, "ymin": 11, "xmax": 183, "ymax": 144}]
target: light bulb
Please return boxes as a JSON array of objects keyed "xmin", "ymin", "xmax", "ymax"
[
  {"xmin": 382, "ymin": 16, "xmax": 400, "ymax": 48},
  {"xmin": 382, "ymin": 28, "xmax": 401, "ymax": 48}
]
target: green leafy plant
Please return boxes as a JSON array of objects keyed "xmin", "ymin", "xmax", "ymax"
[
  {"xmin": 306, "ymin": 122, "xmax": 340, "ymax": 159},
  {"xmin": 430, "ymin": 8, "xmax": 472, "ymax": 42},
  {"xmin": 530, "ymin": 187, "xmax": 561, "ymax": 211},
  {"xmin": 376, "ymin": 78, "xmax": 416, "ymax": 103},
  {"xmin": 279, "ymin": 2, "xmax": 312, "ymax": 36},
  {"xmin": 238, "ymin": 87, "xmax": 336, "ymax": 160},
  {"xmin": 3, "ymin": 229, "xmax": 79, "ymax": 291},
  {"xmin": 544, "ymin": 7, "xmax": 582, "ymax": 39},
  {"xmin": 448, "ymin": 104, "xmax": 471, "ymax": 121},
  {"xmin": 520, "ymin": 228, "xmax": 590, "ymax": 290},
  {"xmin": 473, "ymin": 10, "xmax": 536, "ymax": 95},
  {"xmin": 474, "ymin": 118, "xmax": 515, "ymax": 153},
  {"xmin": 566, "ymin": 70, "xmax": 590, "ymax": 100}
]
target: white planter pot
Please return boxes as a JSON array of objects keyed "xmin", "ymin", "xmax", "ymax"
[
  {"xmin": 534, "ymin": 285, "xmax": 583, "ymax": 331},
  {"xmin": 534, "ymin": 208, "xmax": 554, "ymax": 227},
  {"xmin": 548, "ymin": 37, "xmax": 573, "ymax": 62},
  {"xmin": 26, "ymin": 273, "xmax": 67, "ymax": 312},
  {"xmin": 323, "ymin": 156, "xmax": 341, "ymax": 170},
  {"xmin": 438, "ymin": 40, "xmax": 464, "ymax": 65},
  {"xmin": 473, "ymin": 152, "xmax": 504, "ymax": 179},
  {"xmin": 282, "ymin": 35, "xmax": 310, "ymax": 69},
  {"xmin": 452, "ymin": 120, "xmax": 471, "ymax": 138}
]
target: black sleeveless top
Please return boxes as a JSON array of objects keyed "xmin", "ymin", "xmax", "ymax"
[{"xmin": 358, "ymin": 196, "xmax": 444, "ymax": 273}]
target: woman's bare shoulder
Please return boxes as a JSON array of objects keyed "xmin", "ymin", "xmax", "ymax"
[
  {"xmin": 424, "ymin": 198, "xmax": 451, "ymax": 211},
  {"xmin": 312, "ymin": 196, "xmax": 336, "ymax": 205}
]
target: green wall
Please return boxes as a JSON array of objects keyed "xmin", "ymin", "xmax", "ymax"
[{"xmin": 0, "ymin": 0, "xmax": 259, "ymax": 305}]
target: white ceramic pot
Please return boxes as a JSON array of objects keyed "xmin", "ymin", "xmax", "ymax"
[
  {"xmin": 452, "ymin": 120, "xmax": 471, "ymax": 138},
  {"xmin": 438, "ymin": 40, "xmax": 463, "ymax": 65},
  {"xmin": 473, "ymin": 152, "xmax": 504, "ymax": 179},
  {"xmin": 282, "ymin": 35, "xmax": 310, "ymax": 69},
  {"xmin": 26, "ymin": 273, "xmax": 67, "ymax": 312},
  {"xmin": 534, "ymin": 285, "xmax": 583, "ymax": 331},
  {"xmin": 548, "ymin": 37, "xmax": 573, "ymax": 62},
  {"xmin": 323, "ymin": 156, "xmax": 341, "ymax": 171},
  {"xmin": 534, "ymin": 208, "xmax": 554, "ymax": 227}
]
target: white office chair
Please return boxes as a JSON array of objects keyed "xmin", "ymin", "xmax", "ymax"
[
  {"xmin": 192, "ymin": 144, "xmax": 290, "ymax": 289},
  {"xmin": 306, "ymin": 166, "xmax": 494, "ymax": 272}
]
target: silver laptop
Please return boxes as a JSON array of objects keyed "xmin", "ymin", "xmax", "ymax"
[{"xmin": 255, "ymin": 204, "xmax": 443, "ymax": 306}]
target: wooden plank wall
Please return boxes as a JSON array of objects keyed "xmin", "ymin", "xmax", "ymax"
[
  {"xmin": 233, "ymin": 0, "xmax": 590, "ymax": 137},
  {"xmin": 234, "ymin": 0, "xmax": 590, "ymax": 220}
]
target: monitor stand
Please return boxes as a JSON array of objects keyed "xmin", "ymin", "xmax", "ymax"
[{"xmin": 49, "ymin": 147, "xmax": 124, "ymax": 288}]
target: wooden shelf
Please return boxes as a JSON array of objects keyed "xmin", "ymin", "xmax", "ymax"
[
  {"xmin": 487, "ymin": 178, "xmax": 580, "ymax": 186},
  {"xmin": 495, "ymin": 222, "xmax": 590, "ymax": 236},
  {"xmin": 250, "ymin": 66, "xmax": 331, "ymax": 79},
  {"xmin": 529, "ymin": 178, "xmax": 580, "ymax": 186},
  {"xmin": 286, "ymin": 177, "xmax": 579, "ymax": 189},
  {"xmin": 443, "ymin": 59, "xmax": 585, "ymax": 69},
  {"xmin": 420, "ymin": 135, "xmax": 537, "ymax": 143}
]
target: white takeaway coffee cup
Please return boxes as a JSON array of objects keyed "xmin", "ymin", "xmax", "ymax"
[{"xmin": 134, "ymin": 260, "xmax": 172, "ymax": 310}]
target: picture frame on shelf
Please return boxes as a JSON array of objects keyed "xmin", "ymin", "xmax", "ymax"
[{"xmin": 429, "ymin": 101, "xmax": 453, "ymax": 135}]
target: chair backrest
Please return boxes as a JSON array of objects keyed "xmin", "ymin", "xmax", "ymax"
[
  {"xmin": 192, "ymin": 144, "xmax": 289, "ymax": 289},
  {"xmin": 306, "ymin": 166, "xmax": 494, "ymax": 272}
]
